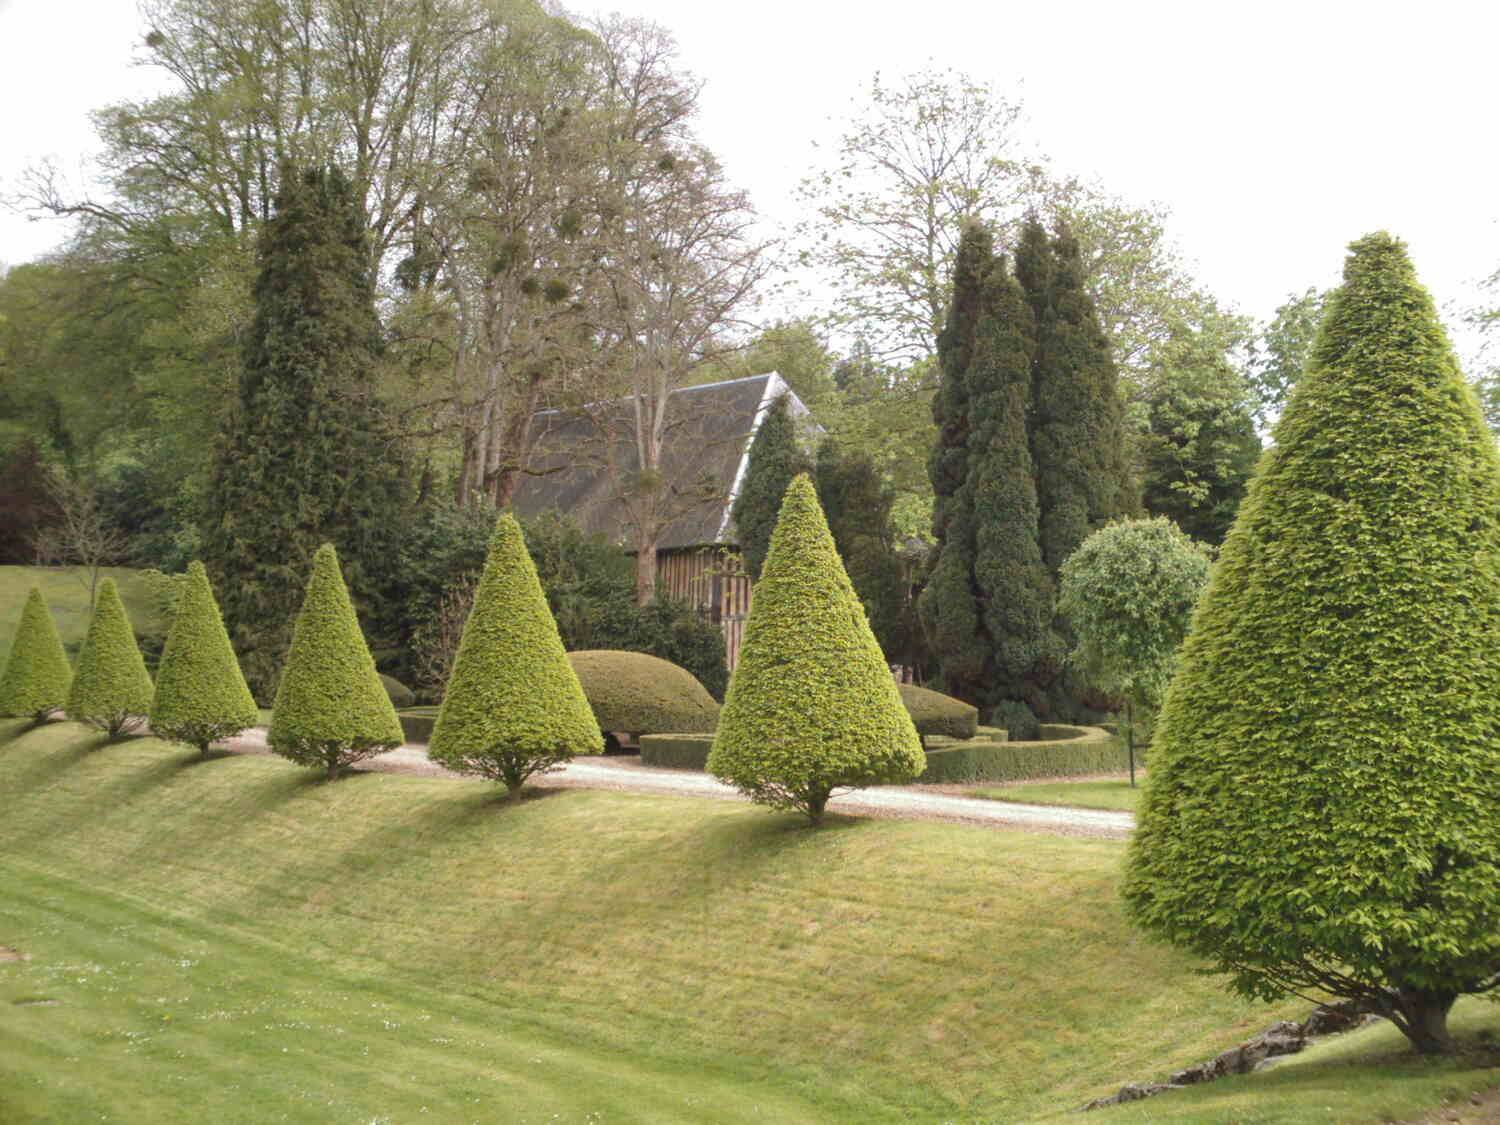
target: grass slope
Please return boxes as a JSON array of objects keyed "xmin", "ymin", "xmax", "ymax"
[
  {"xmin": 1, "ymin": 721, "xmax": 1495, "ymax": 1122},
  {"xmin": 0, "ymin": 566, "xmax": 163, "ymax": 667},
  {"xmin": 975, "ymin": 777, "xmax": 1143, "ymax": 812}
]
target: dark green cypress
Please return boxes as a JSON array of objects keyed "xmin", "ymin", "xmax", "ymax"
[
  {"xmin": 1019, "ymin": 219, "xmax": 1138, "ymax": 575},
  {"xmin": 968, "ymin": 256, "xmax": 1055, "ymax": 711},
  {"xmin": 203, "ymin": 164, "xmax": 406, "ymax": 700},
  {"xmin": 814, "ymin": 438, "xmax": 905, "ymax": 657},
  {"xmin": 732, "ymin": 394, "xmax": 809, "ymax": 580},
  {"xmin": 918, "ymin": 222, "xmax": 993, "ymax": 701}
]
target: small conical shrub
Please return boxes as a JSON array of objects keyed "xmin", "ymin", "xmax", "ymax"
[
  {"xmin": 709, "ymin": 474, "xmax": 923, "ymax": 824},
  {"xmin": 429, "ymin": 514, "xmax": 601, "ymax": 797},
  {"xmin": 0, "ymin": 587, "xmax": 72, "ymax": 723},
  {"xmin": 149, "ymin": 561, "xmax": 259, "ymax": 755},
  {"xmin": 269, "ymin": 543, "xmax": 403, "ymax": 778},
  {"xmin": 66, "ymin": 578, "xmax": 154, "ymax": 740},
  {"xmin": 1124, "ymin": 233, "xmax": 1500, "ymax": 1055}
]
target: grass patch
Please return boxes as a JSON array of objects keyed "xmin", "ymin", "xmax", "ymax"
[
  {"xmin": 1, "ymin": 720, "xmax": 1494, "ymax": 1121},
  {"xmin": 974, "ymin": 778, "xmax": 1143, "ymax": 813},
  {"xmin": 0, "ymin": 565, "xmax": 163, "ymax": 667}
]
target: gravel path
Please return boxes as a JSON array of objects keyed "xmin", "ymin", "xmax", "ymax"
[{"xmin": 228, "ymin": 729, "xmax": 1134, "ymax": 838}]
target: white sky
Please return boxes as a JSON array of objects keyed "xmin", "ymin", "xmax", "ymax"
[{"xmin": 3, "ymin": 0, "xmax": 1498, "ymax": 352}]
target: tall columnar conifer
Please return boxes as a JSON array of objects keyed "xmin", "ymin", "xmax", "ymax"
[
  {"xmin": 203, "ymin": 163, "xmax": 406, "ymax": 700},
  {"xmin": 709, "ymin": 475, "xmax": 923, "ymax": 824},
  {"xmin": 918, "ymin": 221, "xmax": 993, "ymax": 700},
  {"xmin": 429, "ymin": 513, "xmax": 602, "ymax": 796},
  {"xmin": 269, "ymin": 543, "xmax": 404, "ymax": 779},
  {"xmin": 732, "ymin": 393, "xmax": 808, "ymax": 580},
  {"xmin": 0, "ymin": 587, "xmax": 72, "ymax": 723},
  {"xmin": 66, "ymin": 578, "xmax": 154, "ymax": 740},
  {"xmin": 1124, "ymin": 234, "xmax": 1500, "ymax": 1055},
  {"xmin": 968, "ymin": 254, "xmax": 1055, "ymax": 710},
  {"xmin": 149, "ymin": 561, "xmax": 259, "ymax": 755},
  {"xmin": 813, "ymin": 438, "xmax": 905, "ymax": 657}
]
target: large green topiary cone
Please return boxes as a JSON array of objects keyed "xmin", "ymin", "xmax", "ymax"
[
  {"xmin": 0, "ymin": 587, "xmax": 73, "ymax": 723},
  {"xmin": 1123, "ymin": 233, "xmax": 1500, "ymax": 1055},
  {"xmin": 709, "ymin": 474, "xmax": 924, "ymax": 823},
  {"xmin": 66, "ymin": 578, "xmax": 155, "ymax": 740},
  {"xmin": 149, "ymin": 561, "xmax": 259, "ymax": 754},
  {"xmin": 269, "ymin": 543, "xmax": 403, "ymax": 778},
  {"xmin": 429, "ymin": 513, "xmax": 602, "ymax": 796}
]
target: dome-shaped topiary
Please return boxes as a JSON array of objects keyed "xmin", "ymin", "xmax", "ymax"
[
  {"xmin": 149, "ymin": 561, "xmax": 259, "ymax": 755},
  {"xmin": 1123, "ymin": 233, "xmax": 1500, "ymax": 1055},
  {"xmin": 708, "ymin": 474, "xmax": 924, "ymax": 823},
  {"xmin": 567, "ymin": 650, "xmax": 720, "ymax": 736},
  {"xmin": 897, "ymin": 682, "xmax": 978, "ymax": 741},
  {"xmin": 0, "ymin": 587, "xmax": 73, "ymax": 723},
  {"xmin": 66, "ymin": 578, "xmax": 155, "ymax": 740},
  {"xmin": 269, "ymin": 543, "xmax": 404, "ymax": 778},
  {"xmin": 429, "ymin": 513, "xmax": 602, "ymax": 796}
]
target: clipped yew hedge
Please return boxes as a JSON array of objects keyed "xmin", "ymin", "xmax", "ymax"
[
  {"xmin": 397, "ymin": 707, "xmax": 439, "ymax": 744},
  {"xmin": 917, "ymin": 724, "xmax": 1126, "ymax": 783},
  {"xmin": 567, "ymin": 650, "xmax": 720, "ymax": 736},
  {"xmin": 898, "ymin": 682, "xmax": 978, "ymax": 739},
  {"xmin": 640, "ymin": 733, "xmax": 716, "ymax": 771}
]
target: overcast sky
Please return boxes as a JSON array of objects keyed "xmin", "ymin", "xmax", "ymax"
[{"xmin": 3, "ymin": 0, "xmax": 1497, "ymax": 355}]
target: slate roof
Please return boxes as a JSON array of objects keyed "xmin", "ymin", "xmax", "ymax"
[{"xmin": 510, "ymin": 372, "xmax": 807, "ymax": 551}]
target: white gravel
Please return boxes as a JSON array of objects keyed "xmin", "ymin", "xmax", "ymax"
[{"xmin": 229, "ymin": 729, "xmax": 1135, "ymax": 838}]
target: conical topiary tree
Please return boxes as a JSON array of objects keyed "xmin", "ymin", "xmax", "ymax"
[
  {"xmin": 0, "ymin": 587, "xmax": 72, "ymax": 724},
  {"xmin": 149, "ymin": 561, "xmax": 259, "ymax": 755},
  {"xmin": 709, "ymin": 474, "xmax": 924, "ymax": 824},
  {"xmin": 428, "ymin": 513, "xmax": 602, "ymax": 797},
  {"xmin": 1123, "ymin": 233, "xmax": 1500, "ymax": 1055},
  {"xmin": 268, "ymin": 543, "xmax": 403, "ymax": 779},
  {"xmin": 66, "ymin": 578, "xmax": 155, "ymax": 740}
]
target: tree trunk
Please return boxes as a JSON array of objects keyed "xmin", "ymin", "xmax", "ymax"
[
  {"xmin": 1387, "ymin": 988, "xmax": 1457, "ymax": 1054},
  {"xmin": 635, "ymin": 539, "xmax": 658, "ymax": 606},
  {"xmin": 805, "ymin": 784, "xmax": 833, "ymax": 826}
]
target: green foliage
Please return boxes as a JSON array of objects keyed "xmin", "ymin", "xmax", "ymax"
[
  {"xmin": 993, "ymin": 698, "xmax": 1041, "ymax": 742},
  {"xmin": 1058, "ymin": 518, "xmax": 1209, "ymax": 710},
  {"xmin": 65, "ymin": 579, "xmax": 154, "ymax": 740},
  {"xmin": 732, "ymin": 394, "xmax": 810, "ymax": 580},
  {"xmin": 268, "ymin": 543, "xmax": 404, "ymax": 778},
  {"xmin": 203, "ymin": 164, "xmax": 408, "ymax": 700},
  {"xmin": 148, "ymin": 561, "xmax": 258, "ymax": 753},
  {"xmin": 897, "ymin": 682, "xmax": 977, "ymax": 739},
  {"xmin": 1136, "ymin": 342, "xmax": 1262, "ymax": 545},
  {"xmin": 1020, "ymin": 219, "xmax": 1138, "ymax": 575},
  {"xmin": 378, "ymin": 673, "xmax": 415, "ymax": 709},
  {"xmin": 814, "ymin": 438, "xmax": 908, "ymax": 657},
  {"xmin": 639, "ymin": 732, "xmax": 716, "ymax": 770},
  {"xmin": 919, "ymin": 222, "xmax": 992, "ymax": 699},
  {"xmin": 396, "ymin": 707, "xmax": 439, "ymax": 744},
  {"xmin": 709, "ymin": 476, "xmax": 923, "ymax": 823},
  {"xmin": 428, "ymin": 514, "xmax": 601, "ymax": 795},
  {"xmin": 918, "ymin": 725, "xmax": 1126, "ymax": 783},
  {"xmin": 567, "ymin": 650, "xmax": 720, "ymax": 735},
  {"xmin": 0, "ymin": 587, "xmax": 72, "ymax": 722},
  {"xmin": 0, "ymin": 441, "xmax": 57, "ymax": 565},
  {"xmin": 1124, "ymin": 233, "xmax": 1500, "ymax": 1055},
  {"xmin": 1250, "ymin": 286, "xmax": 1328, "ymax": 424}
]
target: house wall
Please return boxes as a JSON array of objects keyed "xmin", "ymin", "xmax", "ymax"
[{"xmin": 657, "ymin": 547, "xmax": 753, "ymax": 670}]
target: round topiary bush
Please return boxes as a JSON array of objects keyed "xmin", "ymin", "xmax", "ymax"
[
  {"xmin": 0, "ymin": 587, "xmax": 73, "ymax": 724},
  {"xmin": 566, "ymin": 650, "xmax": 720, "ymax": 737},
  {"xmin": 66, "ymin": 578, "xmax": 155, "ymax": 741},
  {"xmin": 149, "ymin": 561, "xmax": 259, "ymax": 755},
  {"xmin": 897, "ymin": 682, "xmax": 978, "ymax": 739},
  {"xmin": 269, "ymin": 543, "xmax": 405, "ymax": 779}
]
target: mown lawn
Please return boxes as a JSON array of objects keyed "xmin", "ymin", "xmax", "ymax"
[
  {"xmin": 1, "ymin": 720, "xmax": 1494, "ymax": 1122},
  {"xmin": 974, "ymin": 777, "xmax": 1143, "ymax": 812},
  {"xmin": 0, "ymin": 564, "xmax": 162, "ymax": 667}
]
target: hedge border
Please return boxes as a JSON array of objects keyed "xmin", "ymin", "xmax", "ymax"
[
  {"xmin": 640, "ymin": 733, "xmax": 715, "ymax": 771},
  {"xmin": 917, "ymin": 725, "xmax": 1127, "ymax": 783},
  {"xmin": 398, "ymin": 707, "xmax": 439, "ymax": 744}
]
